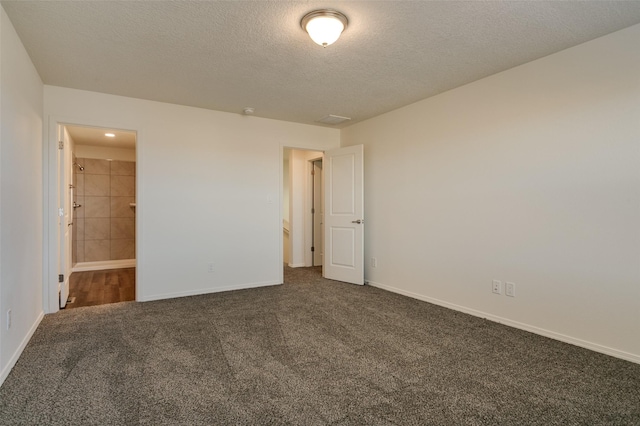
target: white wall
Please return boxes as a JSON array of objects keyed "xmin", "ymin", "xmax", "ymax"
[
  {"xmin": 341, "ymin": 24, "xmax": 640, "ymax": 362},
  {"xmin": 43, "ymin": 86, "xmax": 339, "ymax": 305},
  {"xmin": 75, "ymin": 144, "xmax": 135, "ymax": 162},
  {"xmin": 283, "ymin": 157, "xmax": 289, "ymax": 223},
  {"xmin": 0, "ymin": 6, "xmax": 44, "ymax": 384}
]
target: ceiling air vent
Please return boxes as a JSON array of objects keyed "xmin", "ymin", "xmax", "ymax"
[{"xmin": 316, "ymin": 114, "xmax": 351, "ymax": 125}]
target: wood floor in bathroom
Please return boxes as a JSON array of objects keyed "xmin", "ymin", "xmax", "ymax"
[{"xmin": 66, "ymin": 268, "xmax": 135, "ymax": 309}]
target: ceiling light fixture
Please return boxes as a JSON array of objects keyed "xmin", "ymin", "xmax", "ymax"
[
  {"xmin": 105, "ymin": 133, "xmax": 115, "ymax": 137},
  {"xmin": 301, "ymin": 9, "xmax": 348, "ymax": 48}
]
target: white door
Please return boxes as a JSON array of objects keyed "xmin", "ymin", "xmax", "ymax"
[
  {"xmin": 323, "ymin": 145, "xmax": 364, "ymax": 285},
  {"xmin": 58, "ymin": 126, "xmax": 72, "ymax": 308}
]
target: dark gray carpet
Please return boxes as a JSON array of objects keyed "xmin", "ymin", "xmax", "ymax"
[{"xmin": 1, "ymin": 266, "xmax": 639, "ymax": 425}]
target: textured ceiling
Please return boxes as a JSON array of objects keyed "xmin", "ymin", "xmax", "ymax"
[{"xmin": 3, "ymin": 1, "xmax": 640, "ymax": 128}]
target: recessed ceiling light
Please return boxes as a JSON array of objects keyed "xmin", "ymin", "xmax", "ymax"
[{"xmin": 105, "ymin": 133, "xmax": 115, "ymax": 137}]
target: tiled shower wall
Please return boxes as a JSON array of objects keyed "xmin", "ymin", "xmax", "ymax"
[{"xmin": 72, "ymin": 157, "xmax": 136, "ymax": 264}]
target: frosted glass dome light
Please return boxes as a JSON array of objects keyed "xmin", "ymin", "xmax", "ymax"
[{"xmin": 301, "ymin": 10, "xmax": 348, "ymax": 48}]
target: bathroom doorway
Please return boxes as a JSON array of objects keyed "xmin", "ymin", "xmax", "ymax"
[{"xmin": 61, "ymin": 125, "xmax": 137, "ymax": 308}]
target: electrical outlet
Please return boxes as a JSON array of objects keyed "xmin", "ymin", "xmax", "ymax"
[
  {"xmin": 207, "ymin": 263, "xmax": 215, "ymax": 273},
  {"xmin": 371, "ymin": 257, "xmax": 377, "ymax": 268},
  {"xmin": 505, "ymin": 282, "xmax": 516, "ymax": 297},
  {"xmin": 492, "ymin": 280, "xmax": 502, "ymax": 295},
  {"xmin": 6, "ymin": 309, "xmax": 11, "ymax": 330}
]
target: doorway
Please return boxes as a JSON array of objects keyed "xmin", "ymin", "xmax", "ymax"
[
  {"xmin": 283, "ymin": 148, "xmax": 324, "ymax": 271},
  {"xmin": 282, "ymin": 145, "xmax": 364, "ymax": 285},
  {"xmin": 311, "ymin": 159, "xmax": 323, "ymax": 266},
  {"xmin": 57, "ymin": 124, "xmax": 137, "ymax": 309}
]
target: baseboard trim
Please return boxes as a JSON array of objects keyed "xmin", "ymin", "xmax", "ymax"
[
  {"xmin": 288, "ymin": 263, "xmax": 306, "ymax": 268},
  {"xmin": 138, "ymin": 280, "xmax": 282, "ymax": 302},
  {"xmin": 366, "ymin": 280, "xmax": 640, "ymax": 365},
  {"xmin": 73, "ymin": 259, "xmax": 136, "ymax": 272},
  {"xmin": 0, "ymin": 310, "xmax": 44, "ymax": 387}
]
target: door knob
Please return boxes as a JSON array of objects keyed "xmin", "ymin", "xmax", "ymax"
[{"xmin": 351, "ymin": 219, "xmax": 364, "ymax": 224}]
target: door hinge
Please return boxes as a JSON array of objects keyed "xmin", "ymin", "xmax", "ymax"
[
  {"xmin": 311, "ymin": 208, "xmax": 315, "ymax": 214},
  {"xmin": 58, "ymin": 140, "xmax": 64, "ymax": 149},
  {"xmin": 311, "ymin": 169, "xmax": 315, "ymax": 175},
  {"xmin": 58, "ymin": 274, "xmax": 64, "ymax": 283},
  {"xmin": 311, "ymin": 246, "xmax": 315, "ymax": 252}
]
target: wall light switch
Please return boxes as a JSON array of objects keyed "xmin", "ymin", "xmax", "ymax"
[{"xmin": 492, "ymin": 280, "xmax": 502, "ymax": 295}]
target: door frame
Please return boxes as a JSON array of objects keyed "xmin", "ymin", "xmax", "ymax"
[
  {"xmin": 43, "ymin": 116, "xmax": 142, "ymax": 313},
  {"xmin": 57, "ymin": 125, "xmax": 73, "ymax": 308},
  {"xmin": 304, "ymin": 154, "xmax": 323, "ymax": 268},
  {"xmin": 311, "ymin": 159, "xmax": 323, "ymax": 266},
  {"xmin": 282, "ymin": 148, "xmax": 323, "ymax": 269}
]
